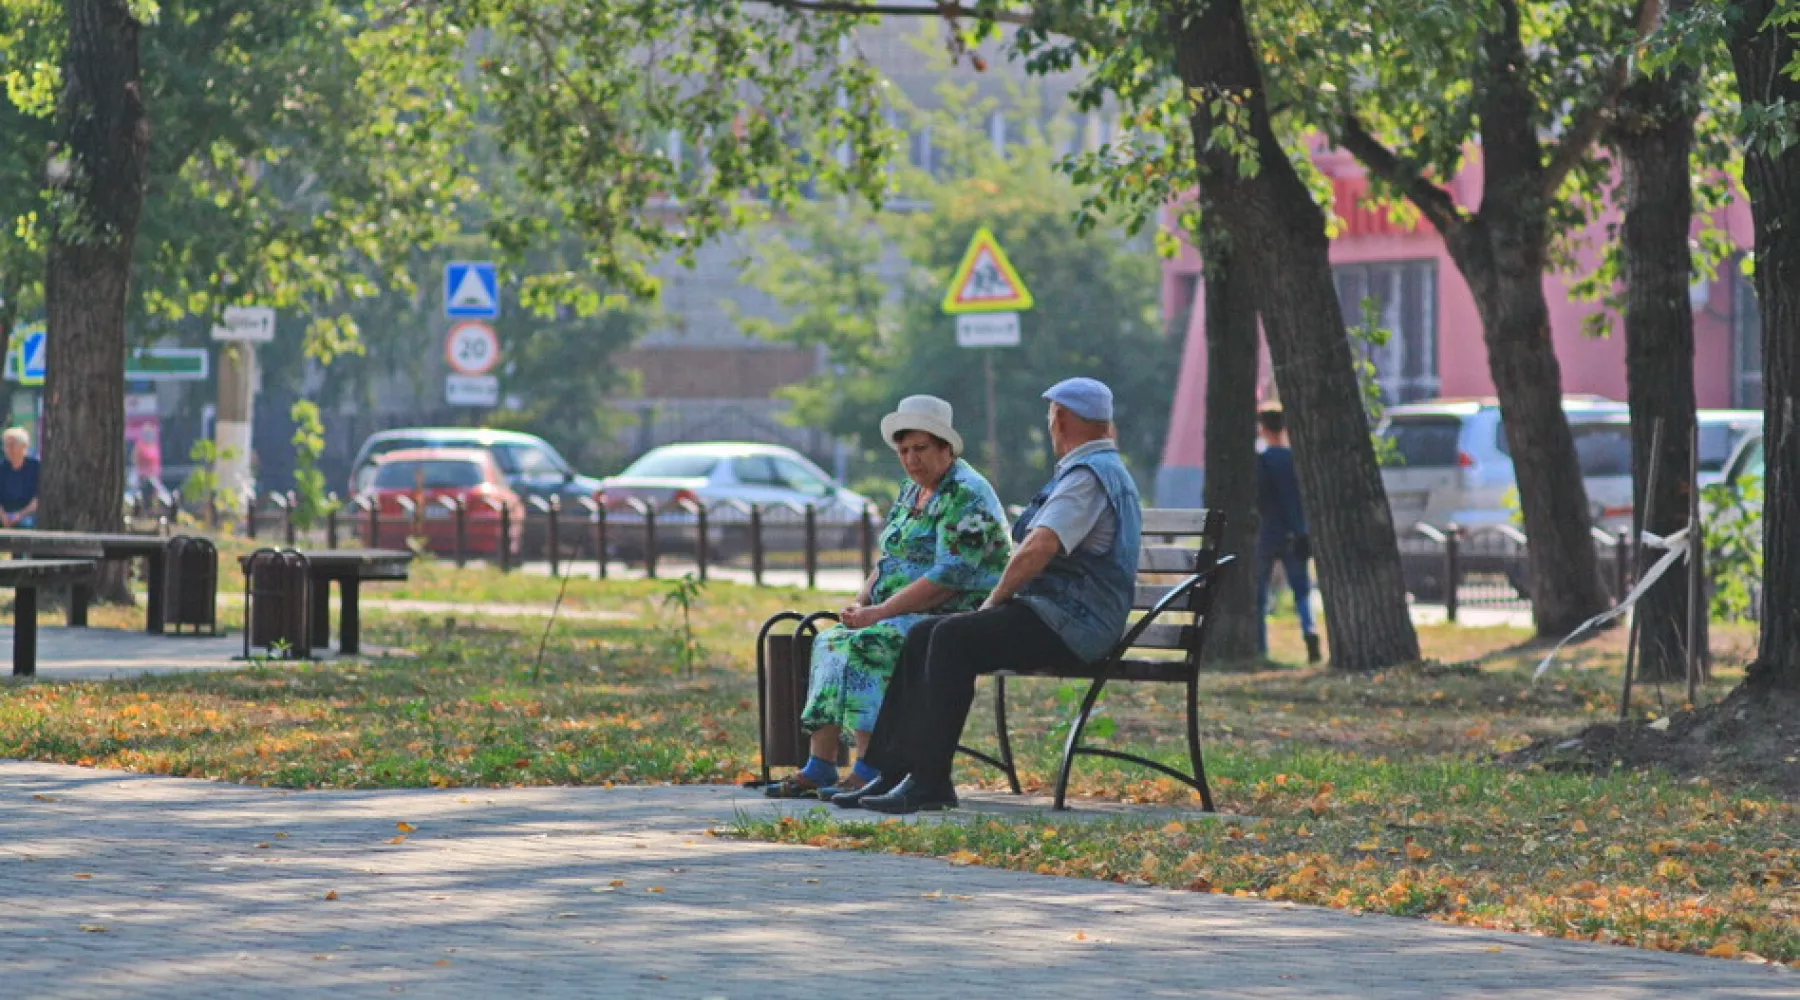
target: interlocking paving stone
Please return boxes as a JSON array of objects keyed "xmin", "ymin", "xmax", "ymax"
[{"xmin": 0, "ymin": 761, "xmax": 1789, "ymax": 999}]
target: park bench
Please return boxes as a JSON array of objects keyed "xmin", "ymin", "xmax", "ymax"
[
  {"xmin": 238, "ymin": 548, "xmax": 413, "ymax": 656},
  {"xmin": 1, "ymin": 559, "xmax": 97, "ymax": 677},
  {"xmin": 0, "ymin": 529, "xmax": 175, "ymax": 633},
  {"xmin": 754, "ymin": 508, "xmax": 1234, "ymax": 811}
]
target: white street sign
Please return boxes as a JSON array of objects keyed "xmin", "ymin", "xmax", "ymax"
[
  {"xmin": 444, "ymin": 321, "xmax": 501, "ymax": 376},
  {"xmin": 446, "ymin": 374, "xmax": 500, "ymax": 407},
  {"xmin": 210, "ymin": 306, "xmax": 276, "ymax": 343},
  {"xmin": 955, "ymin": 312, "xmax": 1021, "ymax": 348}
]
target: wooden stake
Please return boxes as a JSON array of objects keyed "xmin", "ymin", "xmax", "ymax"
[{"xmin": 1619, "ymin": 418, "xmax": 1663, "ymax": 723}]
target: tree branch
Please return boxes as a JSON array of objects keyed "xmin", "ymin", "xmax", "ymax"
[
  {"xmin": 1540, "ymin": 0, "xmax": 1666, "ymax": 197},
  {"xmin": 1336, "ymin": 111, "xmax": 1466, "ymax": 238},
  {"xmin": 750, "ymin": 0, "xmax": 1035, "ymax": 26}
]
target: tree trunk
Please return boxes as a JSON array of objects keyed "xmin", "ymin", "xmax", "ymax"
[
  {"xmin": 43, "ymin": 0, "xmax": 149, "ymax": 603},
  {"xmin": 1167, "ymin": 0, "xmax": 1420, "ymax": 671},
  {"xmin": 1610, "ymin": 59, "xmax": 1703, "ymax": 683},
  {"xmin": 1195, "ymin": 201, "xmax": 1261, "ymax": 663},
  {"xmin": 1728, "ymin": 0, "xmax": 1800, "ymax": 694},
  {"xmin": 1446, "ymin": 224, "xmax": 1612, "ymax": 637}
]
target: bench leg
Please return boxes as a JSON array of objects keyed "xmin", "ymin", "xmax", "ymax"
[
  {"xmin": 993, "ymin": 675, "xmax": 1021, "ymax": 795},
  {"xmin": 1187, "ymin": 675, "xmax": 1215, "ymax": 812},
  {"xmin": 1053, "ymin": 675, "xmax": 1109, "ymax": 811},
  {"xmin": 14, "ymin": 585, "xmax": 36, "ymax": 677},
  {"xmin": 340, "ymin": 579, "xmax": 361, "ymax": 655},
  {"xmin": 145, "ymin": 551, "xmax": 166, "ymax": 635},
  {"xmin": 310, "ymin": 578, "xmax": 333, "ymax": 652},
  {"xmin": 69, "ymin": 583, "xmax": 90, "ymax": 628}
]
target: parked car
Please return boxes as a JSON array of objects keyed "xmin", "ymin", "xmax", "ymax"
[
  {"xmin": 598, "ymin": 442, "xmax": 875, "ymax": 559},
  {"xmin": 1724, "ymin": 430, "xmax": 1764, "ymax": 490},
  {"xmin": 360, "ymin": 448, "xmax": 524, "ymax": 558},
  {"xmin": 1378, "ymin": 395, "xmax": 1631, "ymax": 532},
  {"xmin": 1698, "ymin": 409, "xmax": 1763, "ymax": 487},
  {"xmin": 349, "ymin": 428, "xmax": 604, "ymax": 556}
]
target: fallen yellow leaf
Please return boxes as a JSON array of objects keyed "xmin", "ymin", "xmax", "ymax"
[
  {"xmin": 646, "ymin": 886, "xmax": 665, "ymax": 894},
  {"xmin": 1161, "ymin": 820, "xmax": 1185, "ymax": 835},
  {"xmin": 324, "ymin": 891, "xmax": 339, "ymax": 901},
  {"xmin": 1706, "ymin": 942, "xmax": 1740, "ymax": 959},
  {"xmin": 387, "ymin": 835, "xmax": 407, "ymax": 845},
  {"xmin": 1354, "ymin": 840, "xmax": 1381, "ymax": 852},
  {"xmin": 1571, "ymin": 820, "xmax": 1589, "ymax": 834},
  {"xmin": 1405, "ymin": 842, "xmax": 1432, "ymax": 862},
  {"xmin": 72, "ymin": 873, "xmax": 93, "ymax": 879},
  {"xmin": 396, "ymin": 822, "xmax": 417, "ymax": 834},
  {"xmin": 78, "ymin": 924, "xmax": 108, "ymax": 933},
  {"xmin": 609, "ymin": 879, "xmax": 626, "ymax": 887},
  {"xmin": 946, "ymin": 850, "xmax": 981, "ymax": 866}
]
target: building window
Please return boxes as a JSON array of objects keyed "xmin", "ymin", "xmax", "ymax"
[
  {"xmin": 1733, "ymin": 258, "xmax": 1763, "ymax": 409},
  {"xmin": 908, "ymin": 125, "xmax": 935, "ymax": 174},
  {"xmin": 1332, "ymin": 260, "xmax": 1439, "ymax": 404}
]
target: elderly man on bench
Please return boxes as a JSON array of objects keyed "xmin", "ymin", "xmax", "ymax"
[{"xmin": 836, "ymin": 376, "xmax": 1142, "ymax": 814}]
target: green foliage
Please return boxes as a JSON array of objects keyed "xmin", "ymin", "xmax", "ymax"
[
  {"xmin": 1703, "ymin": 476, "xmax": 1763, "ymax": 621},
  {"xmin": 181, "ymin": 438, "xmax": 229, "ymax": 505},
  {"xmin": 661, "ymin": 573, "xmax": 707, "ymax": 677},
  {"xmin": 1347, "ymin": 297, "xmax": 1399, "ymax": 466},
  {"xmin": 740, "ymin": 77, "xmax": 1175, "ymax": 505},
  {"xmin": 289, "ymin": 400, "xmax": 334, "ymax": 531}
]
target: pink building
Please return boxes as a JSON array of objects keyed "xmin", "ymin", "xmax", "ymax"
[{"xmin": 1154, "ymin": 143, "xmax": 1763, "ymax": 506}]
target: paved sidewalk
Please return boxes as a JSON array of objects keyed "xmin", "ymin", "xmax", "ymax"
[{"xmin": 1, "ymin": 763, "xmax": 1788, "ymax": 999}]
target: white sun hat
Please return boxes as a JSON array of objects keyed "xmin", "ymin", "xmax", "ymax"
[{"xmin": 879, "ymin": 395, "xmax": 963, "ymax": 457}]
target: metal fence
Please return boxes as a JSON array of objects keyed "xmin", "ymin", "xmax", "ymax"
[
  {"xmin": 125, "ymin": 491, "xmax": 882, "ymax": 590},
  {"xmin": 1397, "ymin": 523, "xmax": 1634, "ymax": 621}
]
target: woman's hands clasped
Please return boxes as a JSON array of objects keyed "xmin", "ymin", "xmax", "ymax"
[{"xmin": 839, "ymin": 601, "xmax": 887, "ymax": 629}]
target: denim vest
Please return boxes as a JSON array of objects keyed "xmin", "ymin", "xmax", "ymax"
[{"xmin": 1013, "ymin": 445, "xmax": 1142, "ymax": 663}]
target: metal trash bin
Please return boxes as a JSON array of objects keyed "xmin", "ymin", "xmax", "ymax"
[
  {"xmin": 243, "ymin": 548, "xmax": 311, "ymax": 659},
  {"xmin": 752, "ymin": 612, "xmax": 847, "ymax": 786},
  {"xmin": 163, "ymin": 536, "xmax": 219, "ymax": 635}
]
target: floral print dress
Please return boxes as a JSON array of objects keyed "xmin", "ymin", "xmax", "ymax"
[{"xmin": 800, "ymin": 459, "xmax": 1011, "ymax": 735}]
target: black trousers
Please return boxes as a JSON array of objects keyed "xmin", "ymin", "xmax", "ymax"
[{"xmin": 864, "ymin": 602, "xmax": 1083, "ymax": 787}]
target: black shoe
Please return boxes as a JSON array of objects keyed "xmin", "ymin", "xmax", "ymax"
[
  {"xmin": 860, "ymin": 775, "xmax": 958, "ymax": 815},
  {"xmin": 1304, "ymin": 633, "xmax": 1323, "ymax": 664},
  {"xmin": 830, "ymin": 773, "xmax": 898, "ymax": 809}
]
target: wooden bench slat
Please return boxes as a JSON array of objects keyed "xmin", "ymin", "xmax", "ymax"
[
  {"xmin": 1138, "ymin": 545, "xmax": 1207, "ymax": 573},
  {"xmin": 1128, "ymin": 622, "xmax": 1195, "ymax": 650},
  {"xmin": 1141, "ymin": 509, "xmax": 1214, "ymax": 536},
  {"xmin": 1134, "ymin": 583, "xmax": 1200, "ymax": 610},
  {"xmin": 994, "ymin": 657, "xmax": 1194, "ymax": 683}
]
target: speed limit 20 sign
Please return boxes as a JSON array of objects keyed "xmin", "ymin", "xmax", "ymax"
[{"xmin": 444, "ymin": 321, "xmax": 501, "ymax": 376}]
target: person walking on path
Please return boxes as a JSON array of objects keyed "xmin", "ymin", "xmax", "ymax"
[
  {"xmin": 0, "ymin": 427, "xmax": 41, "ymax": 528},
  {"xmin": 840, "ymin": 377, "xmax": 1142, "ymax": 815},
  {"xmin": 1256, "ymin": 405, "xmax": 1320, "ymax": 663}
]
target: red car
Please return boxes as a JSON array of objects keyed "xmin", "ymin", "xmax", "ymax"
[{"xmin": 362, "ymin": 447, "xmax": 524, "ymax": 558}]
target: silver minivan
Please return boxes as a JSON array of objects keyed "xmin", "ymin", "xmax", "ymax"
[
  {"xmin": 1377, "ymin": 396, "xmax": 1631, "ymax": 531},
  {"xmin": 1380, "ymin": 400, "xmax": 1762, "ymax": 532}
]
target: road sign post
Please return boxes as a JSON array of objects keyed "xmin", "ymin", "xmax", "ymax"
[{"xmin": 943, "ymin": 228, "xmax": 1034, "ymax": 486}]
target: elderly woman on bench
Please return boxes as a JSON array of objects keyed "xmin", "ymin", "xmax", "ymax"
[{"xmin": 765, "ymin": 395, "xmax": 1011, "ymax": 799}]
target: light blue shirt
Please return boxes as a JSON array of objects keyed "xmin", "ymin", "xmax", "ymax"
[{"xmin": 1033, "ymin": 439, "xmax": 1120, "ymax": 556}]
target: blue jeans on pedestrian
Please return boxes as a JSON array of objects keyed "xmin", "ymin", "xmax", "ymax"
[
  {"xmin": 1257, "ymin": 534, "xmax": 1315, "ymax": 653},
  {"xmin": 9, "ymin": 513, "xmax": 33, "ymax": 529}
]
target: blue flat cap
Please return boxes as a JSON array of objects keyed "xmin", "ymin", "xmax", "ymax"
[{"xmin": 1043, "ymin": 377, "xmax": 1114, "ymax": 422}]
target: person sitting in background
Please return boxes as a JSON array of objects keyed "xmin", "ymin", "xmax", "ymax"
[
  {"xmin": 1256, "ymin": 405, "xmax": 1320, "ymax": 663},
  {"xmin": 0, "ymin": 427, "xmax": 40, "ymax": 528},
  {"xmin": 763, "ymin": 395, "xmax": 1012, "ymax": 799}
]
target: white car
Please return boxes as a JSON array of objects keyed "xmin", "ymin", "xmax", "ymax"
[
  {"xmin": 1377, "ymin": 396, "xmax": 1631, "ymax": 532},
  {"xmin": 599, "ymin": 442, "xmax": 875, "ymax": 559}
]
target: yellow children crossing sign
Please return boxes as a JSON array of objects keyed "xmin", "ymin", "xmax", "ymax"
[{"xmin": 941, "ymin": 227, "xmax": 1034, "ymax": 314}]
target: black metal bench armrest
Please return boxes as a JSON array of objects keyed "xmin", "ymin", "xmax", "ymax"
[{"xmin": 1109, "ymin": 553, "xmax": 1235, "ymax": 658}]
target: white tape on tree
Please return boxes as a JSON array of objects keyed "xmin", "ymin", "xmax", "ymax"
[{"xmin": 1535, "ymin": 526, "xmax": 1692, "ymax": 680}]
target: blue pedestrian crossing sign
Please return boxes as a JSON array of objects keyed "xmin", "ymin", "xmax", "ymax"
[
  {"xmin": 444, "ymin": 261, "xmax": 500, "ymax": 318},
  {"xmin": 8, "ymin": 325, "xmax": 46, "ymax": 386}
]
